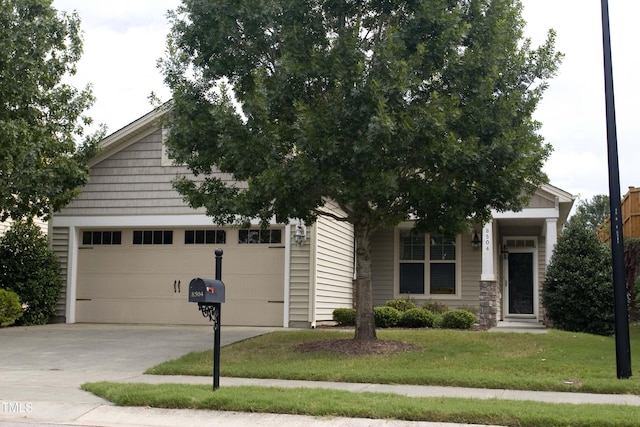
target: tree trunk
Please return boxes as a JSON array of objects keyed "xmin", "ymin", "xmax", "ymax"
[{"xmin": 353, "ymin": 219, "xmax": 377, "ymax": 341}]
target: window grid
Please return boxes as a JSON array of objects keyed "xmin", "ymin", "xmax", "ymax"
[
  {"xmin": 133, "ymin": 230, "xmax": 173, "ymax": 245},
  {"xmin": 184, "ymin": 229, "xmax": 227, "ymax": 245},
  {"xmin": 82, "ymin": 231, "xmax": 122, "ymax": 245},
  {"xmin": 399, "ymin": 231, "xmax": 457, "ymax": 296},
  {"xmin": 238, "ymin": 229, "xmax": 282, "ymax": 244}
]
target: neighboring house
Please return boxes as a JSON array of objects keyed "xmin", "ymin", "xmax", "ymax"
[
  {"xmin": 1, "ymin": 217, "xmax": 48, "ymax": 236},
  {"xmin": 50, "ymin": 107, "xmax": 574, "ymax": 328}
]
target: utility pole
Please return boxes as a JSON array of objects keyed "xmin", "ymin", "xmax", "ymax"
[{"xmin": 600, "ymin": 0, "xmax": 632, "ymax": 379}]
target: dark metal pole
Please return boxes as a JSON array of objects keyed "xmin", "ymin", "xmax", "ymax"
[
  {"xmin": 213, "ymin": 248, "xmax": 223, "ymax": 390},
  {"xmin": 213, "ymin": 302, "xmax": 221, "ymax": 390},
  {"xmin": 600, "ymin": 0, "xmax": 632, "ymax": 379}
]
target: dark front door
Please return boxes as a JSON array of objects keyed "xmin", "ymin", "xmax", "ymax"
[{"xmin": 508, "ymin": 252, "xmax": 534, "ymax": 315}]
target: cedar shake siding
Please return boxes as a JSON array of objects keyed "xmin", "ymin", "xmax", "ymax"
[{"xmin": 56, "ymin": 129, "xmax": 235, "ymax": 217}]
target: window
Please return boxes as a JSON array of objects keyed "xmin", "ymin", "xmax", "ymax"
[
  {"xmin": 185, "ymin": 229, "xmax": 226, "ymax": 244},
  {"xmin": 398, "ymin": 230, "xmax": 459, "ymax": 296},
  {"xmin": 133, "ymin": 230, "xmax": 173, "ymax": 245},
  {"xmin": 238, "ymin": 229, "xmax": 282, "ymax": 244},
  {"xmin": 429, "ymin": 235, "xmax": 457, "ymax": 294},
  {"xmin": 82, "ymin": 231, "xmax": 122, "ymax": 245}
]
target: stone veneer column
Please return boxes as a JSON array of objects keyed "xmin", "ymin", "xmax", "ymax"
[{"xmin": 479, "ymin": 281, "xmax": 501, "ymax": 328}]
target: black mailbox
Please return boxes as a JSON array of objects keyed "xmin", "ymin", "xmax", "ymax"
[{"xmin": 188, "ymin": 278, "xmax": 225, "ymax": 303}]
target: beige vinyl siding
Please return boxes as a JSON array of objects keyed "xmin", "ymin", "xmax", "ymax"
[
  {"xmin": 51, "ymin": 227, "xmax": 70, "ymax": 321},
  {"xmin": 289, "ymin": 224, "xmax": 311, "ymax": 326},
  {"xmin": 371, "ymin": 228, "xmax": 483, "ymax": 310},
  {"xmin": 448, "ymin": 231, "xmax": 481, "ymax": 310},
  {"xmin": 371, "ymin": 227, "xmax": 394, "ymax": 306},
  {"xmin": 56, "ymin": 130, "xmax": 235, "ymax": 216},
  {"xmin": 494, "ymin": 221, "xmax": 503, "ymax": 321},
  {"xmin": 528, "ymin": 193, "xmax": 556, "ymax": 209},
  {"xmin": 538, "ymin": 236, "xmax": 547, "ymax": 317},
  {"xmin": 314, "ymin": 205, "xmax": 354, "ymax": 320}
]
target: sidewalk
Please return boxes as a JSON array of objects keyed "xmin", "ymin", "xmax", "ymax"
[{"xmin": 3, "ymin": 375, "xmax": 640, "ymax": 427}]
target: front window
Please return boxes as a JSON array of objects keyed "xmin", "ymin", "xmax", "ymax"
[{"xmin": 398, "ymin": 230, "xmax": 459, "ymax": 296}]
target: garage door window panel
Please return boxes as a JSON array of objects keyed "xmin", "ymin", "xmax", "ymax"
[
  {"xmin": 133, "ymin": 230, "xmax": 173, "ymax": 245},
  {"xmin": 239, "ymin": 229, "xmax": 282, "ymax": 244},
  {"xmin": 82, "ymin": 231, "xmax": 122, "ymax": 245},
  {"xmin": 185, "ymin": 229, "xmax": 226, "ymax": 244}
]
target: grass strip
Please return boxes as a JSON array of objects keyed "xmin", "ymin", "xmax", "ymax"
[
  {"xmin": 146, "ymin": 327, "xmax": 640, "ymax": 395},
  {"xmin": 82, "ymin": 382, "xmax": 640, "ymax": 427}
]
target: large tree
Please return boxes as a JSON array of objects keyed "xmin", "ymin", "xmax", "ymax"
[
  {"xmin": 161, "ymin": 0, "xmax": 561, "ymax": 340},
  {"xmin": 0, "ymin": 0, "xmax": 101, "ymax": 222}
]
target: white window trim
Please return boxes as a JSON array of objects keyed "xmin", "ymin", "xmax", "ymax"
[
  {"xmin": 393, "ymin": 228, "xmax": 462, "ymax": 300},
  {"xmin": 502, "ymin": 235, "xmax": 539, "ymax": 319}
]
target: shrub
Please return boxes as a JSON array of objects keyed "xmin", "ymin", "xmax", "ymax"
[
  {"xmin": 0, "ymin": 289, "xmax": 23, "ymax": 327},
  {"xmin": 385, "ymin": 298, "xmax": 416, "ymax": 312},
  {"xmin": 432, "ymin": 313, "xmax": 444, "ymax": 329},
  {"xmin": 373, "ymin": 306, "xmax": 401, "ymax": 328},
  {"xmin": 541, "ymin": 218, "xmax": 614, "ymax": 336},
  {"xmin": 460, "ymin": 305, "xmax": 480, "ymax": 316},
  {"xmin": 399, "ymin": 308, "xmax": 434, "ymax": 328},
  {"xmin": 441, "ymin": 309, "xmax": 477, "ymax": 329},
  {"xmin": 422, "ymin": 300, "xmax": 449, "ymax": 314},
  {"xmin": 332, "ymin": 308, "xmax": 356, "ymax": 326},
  {"xmin": 0, "ymin": 221, "xmax": 62, "ymax": 325}
]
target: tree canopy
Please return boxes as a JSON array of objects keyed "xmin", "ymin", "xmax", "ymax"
[
  {"xmin": 0, "ymin": 0, "xmax": 102, "ymax": 222},
  {"xmin": 161, "ymin": 0, "xmax": 562, "ymax": 339},
  {"xmin": 570, "ymin": 194, "xmax": 610, "ymax": 231}
]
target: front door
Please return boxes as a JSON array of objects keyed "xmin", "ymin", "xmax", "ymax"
[{"xmin": 506, "ymin": 252, "xmax": 535, "ymax": 316}]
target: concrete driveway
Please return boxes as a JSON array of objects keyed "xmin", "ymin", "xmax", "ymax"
[{"xmin": 0, "ymin": 323, "xmax": 276, "ymax": 409}]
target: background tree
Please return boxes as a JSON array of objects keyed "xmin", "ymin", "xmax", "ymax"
[
  {"xmin": 161, "ymin": 0, "xmax": 561, "ymax": 340},
  {"xmin": 570, "ymin": 194, "xmax": 610, "ymax": 231},
  {"xmin": 0, "ymin": 0, "xmax": 102, "ymax": 222},
  {"xmin": 0, "ymin": 221, "xmax": 63, "ymax": 325},
  {"xmin": 542, "ymin": 216, "xmax": 614, "ymax": 336}
]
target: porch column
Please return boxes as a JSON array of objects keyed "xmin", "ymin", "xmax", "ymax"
[
  {"xmin": 479, "ymin": 221, "xmax": 499, "ymax": 328},
  {"xmin": 545, "ymin": 218, "xmax": 558, "ymax": 266},
  {"xmin": 481, "ymin": 221, "xmax": 496, "ymax": 281}
]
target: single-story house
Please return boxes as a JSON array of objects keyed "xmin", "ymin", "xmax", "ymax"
[{"xmin": 50, "ymin": 107, "xmax": 574, "ymax": 328}]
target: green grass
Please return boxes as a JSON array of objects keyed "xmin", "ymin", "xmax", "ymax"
[
  {"xmin": 146, "ymin": 326, "xmax": 640, "ymax": 394},
  {"xmin": 82, "ymin": 382, "xmax": 640, "ymax": 427}
]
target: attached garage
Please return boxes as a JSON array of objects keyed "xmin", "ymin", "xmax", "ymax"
[
  {"xmin": 75, "ymin": 227, "xmax": 285, "ymax": 326},
  {"xmin": 50, "ymin": 106, "xmax": 356, "ymax": 328}
]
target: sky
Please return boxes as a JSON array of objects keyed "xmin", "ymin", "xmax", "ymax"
[{"xmin": 54, "ymin": 0, "xmax": 639, "ymax": 204}]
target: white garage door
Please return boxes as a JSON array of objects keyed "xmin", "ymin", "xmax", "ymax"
[{"xmin": 76, "ymin": 227, "xmax": 285, "ymax": 326}]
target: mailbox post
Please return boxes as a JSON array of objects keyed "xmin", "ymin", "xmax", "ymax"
[{"xmin": 188, "ymin": 248, "xmax": 225, "ymax": 390}]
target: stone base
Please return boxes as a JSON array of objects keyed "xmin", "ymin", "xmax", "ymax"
[{"xmin": 479, "ymin": 281, "xmax": 501, "ymax": 328}]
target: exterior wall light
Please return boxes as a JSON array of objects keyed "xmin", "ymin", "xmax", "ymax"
[
  {"xmin": 501, "ymin": 244, "xmax": 509, "ymax": 259},
  {"xmin": 294, "ymin": 224, "xmax": 306, "ymax": 246},
  {"xmin": 471, "ymin": 230, "xmax": 481, "ymax": 249}
]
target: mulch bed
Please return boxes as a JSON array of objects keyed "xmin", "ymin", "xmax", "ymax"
[{"xmin": 293, "ymin": 324, "xmax": 488, "ymax": 355}]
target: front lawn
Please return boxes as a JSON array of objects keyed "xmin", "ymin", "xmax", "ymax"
[{"xmin": 146, "ymin": 326, "xmax": 640, "ymax": 394}]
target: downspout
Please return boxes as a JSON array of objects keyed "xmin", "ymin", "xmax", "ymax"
[
  {"xmin": 283, "ymin": 223, "xmax": 292, "ymax": 328},
  {"xmin": 65, "ymin": 226, "xmax": 78, "ymax": 324},
  {"xmin": 308, "ymin": 223, "xmax": 318, "ymax": 328}
]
